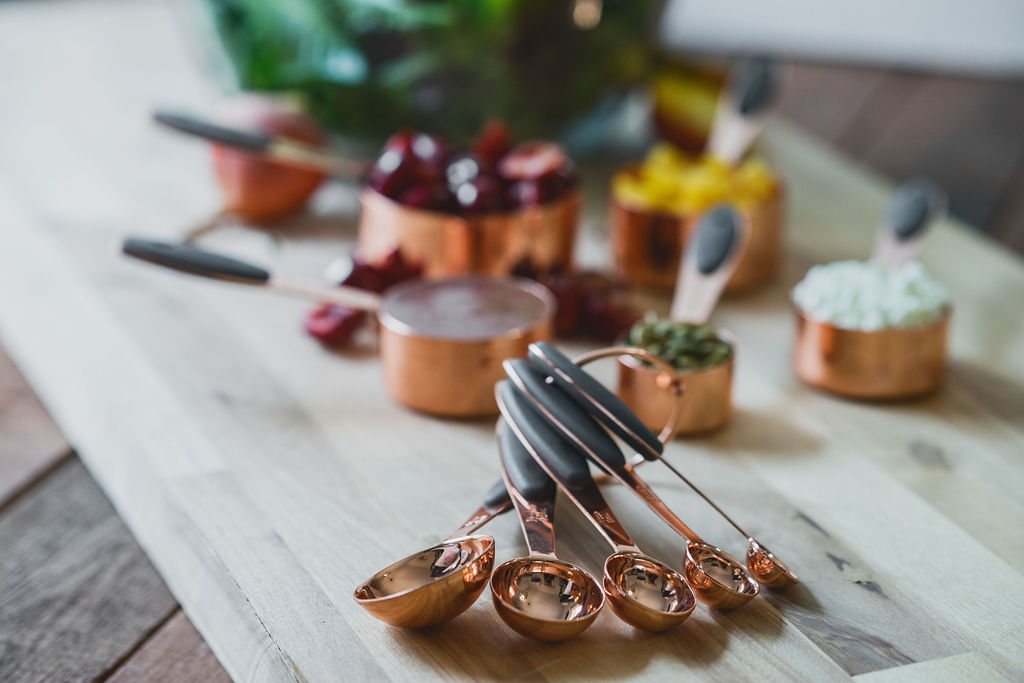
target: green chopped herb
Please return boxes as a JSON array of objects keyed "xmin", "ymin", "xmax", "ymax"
[{"xmin": 627, "ymin": 313, "xmax": 732, "ymax": 371}]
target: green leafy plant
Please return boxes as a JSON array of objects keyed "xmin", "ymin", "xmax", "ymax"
[{"xmin": 197, "ymin": 0, "xmax": 659, "ymax": 142}]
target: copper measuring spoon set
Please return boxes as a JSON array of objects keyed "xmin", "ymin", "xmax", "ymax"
[{"xmin": 353, "ymin": 341, "xmax": 798, "ymax": 640}]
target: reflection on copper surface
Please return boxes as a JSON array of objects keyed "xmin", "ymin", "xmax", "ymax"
[
  {"xmin": 489, "ymin": 559, "xmax": 603, "ymax": 641},
  {"xmin": 357, "ymin": 188, "xmax": 579, "ymax": 279},
  {"xmin": 354, "ymin": 535, "xmax": 495, "ymax": 628},
  {"xmin": 793, "ymin": 306, "xmax": 950, "ymax": 400},
  {"xmin": 617, "ymin": 342, "xmax": 734, "ymax": 437},
  {"xmin": 610, "ymin": 177, "xmax": 784, "ymax": 293},
  {"xmin": 603, "ymin": 552, "xmax": 695, "ymax": 631}
]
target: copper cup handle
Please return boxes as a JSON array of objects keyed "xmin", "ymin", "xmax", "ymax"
[{"xmin": 573, "ymin": 345, "xmax": 683, "ymax": 445}]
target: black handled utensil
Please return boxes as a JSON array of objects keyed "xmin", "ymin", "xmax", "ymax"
[
  {"xmin": 153, "ymin": 109, "xmax": 369, "ymax": 177},
  {"xmin": 122, "ymin": 237, "xmax": 382, "ymax": 312}
]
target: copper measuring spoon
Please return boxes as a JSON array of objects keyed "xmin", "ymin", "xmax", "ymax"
[
  {"xmin": 871, "ymin": 178, "xmax": 947, "ymax": 269},
  {"xmin": 489, "ymin": 419, "xmax": 604, "ymax": 641},
  {"xmin": 533, "ymin": 341, "xmax": 798, "ymax": 588},
  {"xmin": 506, "ymin": 356, "xmax": 759, "ymax": 606},
  {"xmin": 497, "ymin": 382, "xmax": 695, "ymax": 631},
  {"xmin": 121, "ymin": 238, "xmax": 554, "ymax": 417},
  {"xmin": 353, "ymin": 481, "xmax": 511, "ymax": 628}
]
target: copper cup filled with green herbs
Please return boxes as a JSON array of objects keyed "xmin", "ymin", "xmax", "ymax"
[{"xmin": 618, "ymin": 313, "xmax": 735, "ymax": 436}]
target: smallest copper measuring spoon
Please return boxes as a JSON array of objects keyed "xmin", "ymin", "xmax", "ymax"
[
  {"xmin": 353, "ymin": 481, "xmax": 510, "ymax": 628},
  {"xmin": 528, "ymin": 341, "xmax": 797, "ymax": 589},
  {"xmin": 490, "ymin": 418, "xmax": 604, "ymax": 642},
  {"xmin": 498, "ymin": 381, "xmax": 696, "ymax": 631}
]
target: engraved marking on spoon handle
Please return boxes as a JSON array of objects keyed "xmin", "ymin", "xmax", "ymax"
[{"xmin": 443, "ymin": 500, "xmax": 511, "ymax": 540}]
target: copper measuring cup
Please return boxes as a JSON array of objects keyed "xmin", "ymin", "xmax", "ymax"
[
  {"xmin": 357, "ymin": 188, "xmax": 580, "ymax": 279},
  {"xmin": 528, "ymin": 341, "xmax": 797, "ymax": 590},
  {"xmin": 794, "ymin": 179, "xmax": 950, "ymax": 400},
  {"xmin": 121, "ymin": 238, "xmax": 555, "ymax": 416},
  {"xmin": 353, "ymin": 482, "xmax": 511, "ymax": 628},
  {"xmin": 506, "ymin": 354, "xmax": 760, "ymax": 608},
  {"xmin": 611, "ymin": 58, "xmax": 784, "ymax": 294},
  {"xmin": 618, "ymin": 205, "xmax": 749, "ymax": 436},
  {"xmin": 489, "ymin": 419, "xmax": 605, "ymax": 641},
  {"xmin": 497, "ymin": 382, "xmax": 696, "ymax": 631}
]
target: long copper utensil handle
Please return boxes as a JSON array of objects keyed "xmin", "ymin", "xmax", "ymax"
[
  {"xmin": 122, "ymin": 238, "xmax": 382, "ymax": 312},
  {"xmin": 670, "ymin": 204, "xmax": 750, "ymax": 324},
  {"xmin": 511, "ymin": 350, "xmax": 705, "ymax": 543},
  {"xmin": 496, "ymin": 382, "xmax": 640, "ymax": 554},
  {"xmin": 153, "ymin": 110, "xmax": 369, "ymax": 178},
  {"xmin": 496, "ymin": 419, "xmax": 558, "ymax": 558},
  {"xmin": 443, "ymin": 480, "xmax": 512, "ymax": 540}
]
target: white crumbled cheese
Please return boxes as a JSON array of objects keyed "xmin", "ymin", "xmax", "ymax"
[{"xmin": 792, "ymin": 260, "xmax": 949, "ymax": 331}]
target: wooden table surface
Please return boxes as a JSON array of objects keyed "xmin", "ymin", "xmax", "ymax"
[{"xmin": 2, "ymin": 1, "xmax": 1024, "ymax": 681}]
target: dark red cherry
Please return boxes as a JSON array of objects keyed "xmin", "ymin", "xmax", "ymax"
[
  {"xmin": 499, "ymin": 141, "xmax": 567, "ymax": 181},
  {"xmin": 506, "ymin": 179, "xmax": 546, "ymax": 207},
  {"xmin": 375, "ymin": 248, "xmax": 423, "ymax": 288},
  {"xmin": 473, "ymin": 120, "xmax": 513, "ymax": 169},
  {"xmin": 445, "ymin": 154, "xmax": 482, "ymax": 189},
  {"xmin": 304, "ymin": 304, "xmax": 366, "ymax": 347},
  {"xmin": 398, "ymin": 181, "xmax": 453, "ymax": 211},
  {"xmin": 454, "ymin": 176, "xmax": 505, "ymax": 213},
  {"xmin": 411, "ymin": 133, "xmax": 447, "ymax": 181},
  {"xmin": 368, "ymin": 130, "xmax": 416, "ymax": 198}
]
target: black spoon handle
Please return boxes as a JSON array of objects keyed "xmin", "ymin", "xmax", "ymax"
[
  {"xmin": 122, "ymin": 238, "xmax": 270, "ymax": 284},
  {"xmin": 154, "ymin": 110, "xmax": 272, "ymax": 151}
]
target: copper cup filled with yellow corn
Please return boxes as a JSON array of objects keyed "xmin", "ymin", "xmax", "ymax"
[{"xmin": 610, "ymin": 143, "xmax": 784, "ymax": 293}]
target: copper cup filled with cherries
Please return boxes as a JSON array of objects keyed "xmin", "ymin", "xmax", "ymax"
[{"xmin": 356, "ymin": 122, "xmax": 581, "ymax": 278}]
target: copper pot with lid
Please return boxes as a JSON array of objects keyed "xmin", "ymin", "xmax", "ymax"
[{"xmin": 121, "ymin": 238, "xmax": 555, "ymax": 417}]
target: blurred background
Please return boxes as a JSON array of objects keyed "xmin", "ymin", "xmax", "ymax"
[{"xmin": 173, "ymin": 0, "xmax": 1024, "ymax": 253}]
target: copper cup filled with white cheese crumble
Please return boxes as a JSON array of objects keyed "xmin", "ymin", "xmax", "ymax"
[{"xmin": 792, "ymin": 260, "xmax": 951, "ymax": 399}]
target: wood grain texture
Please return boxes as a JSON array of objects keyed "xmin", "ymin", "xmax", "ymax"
[
  {"xmin": 107, "ymin": 609, "xmax": 231, "ymax": 683},
  {"xmin": 0, "ymin": 348, "xmax": 70, "ymax": 508},
  {"xmin": 0, "ymin": 2, "xmax": 1023, "ymax": 681},
  {"xmin": 0, "ymin": 458, "xmax": 179, "ymax": 682}
]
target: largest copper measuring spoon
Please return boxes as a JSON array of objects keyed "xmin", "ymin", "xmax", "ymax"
[
  {"xmin": 531, "ymin": 340, "xmax": 797, "ymax": 589},
  {"xmin": 489, "ymin": 419, "xmax": 604, "ymax": 641},
  {"xmin": 508, "ymin": 351, "xmax": 760, "ymax": 607},
  {"xmin": 353, "ymin": 481, "xmax": 510, "ymax": 628},
  {"xmin": 497, "ymin": 382, "xmax": 696, "ymax": 631},
  {"xmin": 121, "ymin": 238, "xmax": 554, "ymax": 416}
]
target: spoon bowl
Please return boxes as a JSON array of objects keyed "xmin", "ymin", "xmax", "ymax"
[
  {"xmin": 490, "ymin": 557, "xmax": 604, "ymax": 642},
  {"xmin": 684, "ymin": 541, "xmax": 760, "ymax": 609},
  {"xmin": 603, "ymin": 552, "xmax": 695, "ymax": 631},
  {"xmin": 354, "ymin": 535, "xmax": 496, "ymax": 628},
  {"xmin": 747, "ymin": 539, "xmax": 800, "ymax": 589}
]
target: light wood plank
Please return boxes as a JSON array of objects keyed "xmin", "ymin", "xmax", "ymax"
[
  {"xmin": 853, "ymin": 653, "xmax": 1009, "ymax": 683},
  {"xmin": 107, "ymin": 609, "xmax": 231, "ymax": 683}
]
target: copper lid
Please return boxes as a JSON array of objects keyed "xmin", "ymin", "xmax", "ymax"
[{"xmin": 379, "ymin": 276, "xmax": 555, "ymax": 341}]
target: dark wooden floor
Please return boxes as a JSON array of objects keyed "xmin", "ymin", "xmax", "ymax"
[
  {"xmin": 0, "ymin": 350, "xmax": 230, "ymax": 682},
  {"xmin": 1, "ymin": 62, "xmax": 1022, "ymax": 682},
  {"xmin": 776, "ymin": 63, "xmax": 1024, "ymax": 255}
]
